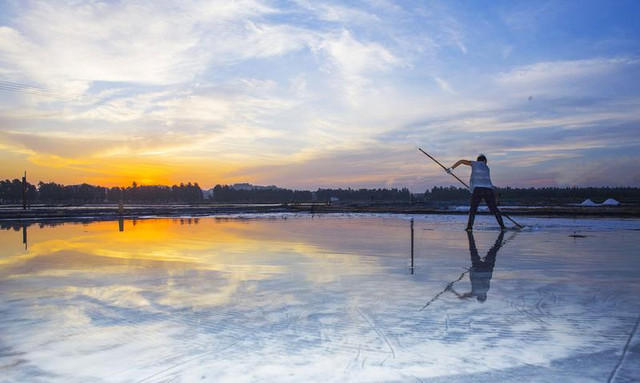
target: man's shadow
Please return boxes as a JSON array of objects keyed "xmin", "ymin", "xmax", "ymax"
[{"xmin": 448, "ymin": 231, "xmax": 505, "ymax": 303}]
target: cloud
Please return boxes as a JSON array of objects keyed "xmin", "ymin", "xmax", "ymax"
[
  {"xmin": 2, "ymin": 4, "xmax": 195, "ymax": 88},
  {"xmin": 434, "ymin": 77, "xmax": 456, "ymax": 94},
  {"xmin": 0, "ymin": 0, "xmax": 306, "ymax": 90},
  {"xmin": 0, "ymin": 130, "xmax": 120, "ymax": 158},
  {"xmin": 504, "ymin": 141, "xmax": 608, "ymax": 153},
  {"xmin": 312, "ymin": 29, "xmax": 401, "ymax": 103},
  {"xmin": 497, "ymin": 57, "xmax": 637, "ymax": 83},
  {"xmin": 318, "ymin": 29, "xmax": 400, "ymax": 74},
  {"xmin": 202, "ymin": 20, "xmax": 314, "ymax": 66},
  {"xmin": 227, "ymin": 142, "xmax": 437, "ymax": 190},
  {"xmin": 550, "ymin": 154, "xmax": 640, "ymax": 186},
  {"xmin": 0, "ymin": 126, "xmax": 219, "ymax": 161},
  {"xmin": 495, "ymin": 57, "xmax": 640, "ymax": 98},
  {"xmin": 497, "ymin": 1, "xmax": 561, "ymax": 34}
]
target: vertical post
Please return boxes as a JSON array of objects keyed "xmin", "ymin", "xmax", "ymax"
[
  {"xmin": 22, "ymin": 171, "xmax": 27, "ymax": 210},
  {"xmin": 410, "ymin": 218, "xmax": 415, "ymax": 275}
]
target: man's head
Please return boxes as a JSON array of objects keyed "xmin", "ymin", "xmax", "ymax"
[{"xmin": 477, "ymin": 154, "xmax": 487, "ymax": 163}]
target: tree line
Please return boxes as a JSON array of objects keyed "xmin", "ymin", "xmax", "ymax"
[
  {"xmin": 210, "ymin": 185, "xmax": 311, "ymax": 203},
  {"xmin": 0, "ymin": 179, "xmax": 413, "ymax": 204},
  {"xmin": 210, "ymin": 185, "xmax": 412, "ymax": 203},
  {"xmin": 0, "ymin": 179, "xmax": 204, "ymax": 204},
  {"xmin": 2, "ymin": 178, "xmax": 640, "ymax": 204}
]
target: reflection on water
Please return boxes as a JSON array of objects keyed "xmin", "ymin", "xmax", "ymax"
[
  {"xmin": 410, "ymin": 218, "xmax": 414, "ymax": 274},
  {"xmin": 448, "ymin": 231, "xmax": 504, "ymax": 303},
  {"xmin": 1, "ymin": 216, "xmax": 639, "ymax": 382}
]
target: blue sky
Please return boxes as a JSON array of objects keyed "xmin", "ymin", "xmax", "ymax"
[{"xmin": 0, "ymin": 0, "xmax": 639, "ymax": 191}]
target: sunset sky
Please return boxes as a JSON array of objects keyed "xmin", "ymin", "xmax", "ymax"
[{"xmin": 1, "ymin": 0, "xmax": 639, "ymax": 191}]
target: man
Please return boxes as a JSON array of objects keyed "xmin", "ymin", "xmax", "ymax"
[{"xmin": 447, "ymin": 154, "xmax": 506, "ymax": 231}]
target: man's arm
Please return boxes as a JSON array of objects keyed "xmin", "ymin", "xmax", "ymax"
[
  {"xmin": 446, "ymin": 159, "xmax": 471, "ymax": 173},
  {"xmin": 451, "ymin": 159, "xmax": 471, "ymax": 169}
]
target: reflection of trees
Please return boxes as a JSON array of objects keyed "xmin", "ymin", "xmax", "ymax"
[
  {"xmin": 0, "ymin": 222, "xmax": 25, "ymax": 231},
  {"xmin": 172, "ymin": 218, "xmax": 200, "ymax": 226},
  {"xmin": 1, "ymin": 221, "xmax": 101, "ymax": 230},
  {"xmin": 1, "ymin": 218, "xmax": 201, "ymax": 232}
]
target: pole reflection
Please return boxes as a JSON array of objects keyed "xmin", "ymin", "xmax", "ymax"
[
  {"xmin": 22, "ymin": 224, "xmax": 27, "ymax": 250},
  {"xmin": 410, "ymin": 218, "xmax": 414, "ymax": 275}
]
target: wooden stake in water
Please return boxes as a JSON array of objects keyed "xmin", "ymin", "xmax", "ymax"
[
  {"xmin": 410, "ymin": 219, "xmax": 414, "ymax": 275},
  {"xmin": 22, "ymin": 171, "xmax": 27, "ymax": 210}
]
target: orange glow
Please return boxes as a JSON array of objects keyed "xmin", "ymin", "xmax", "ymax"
[
  {"xmin": 0, "ymin": 217, "xmax": 410, "ymax": 283},
  {"xmin": 3, "ymin": 150, "xmax": 247, "ymax": 188},
  {"xmin": 80, "ymin": 157, "xmax": 240, "ymax": 187}
]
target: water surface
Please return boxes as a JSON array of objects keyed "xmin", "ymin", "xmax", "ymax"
[{"xmin": 1, "ymin": 215, "xmax": 639, "ymax": 382}]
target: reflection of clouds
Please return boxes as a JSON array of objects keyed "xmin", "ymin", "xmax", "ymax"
[
  {"xmin": 156, "ymin": 278, "xmax": 243, "ymax": 309},
  {"xmin": 67, "ymin": 286, "xmax": 151, "ymax": 309},
  {"xmin": 1, "ymin": 217, "xmax": 639, "ymax": 381}
]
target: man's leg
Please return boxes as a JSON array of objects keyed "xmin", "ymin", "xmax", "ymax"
[
  {"xmin": 484, "ymin": 230, "xmax": 505, "ymax": 266},
  {"xmin": 466, "ymin": 189, "xmax": 482, "ymax": 231},
  {"xmin": 483, "ymin": 189, "xmax": 506, "ymax": 229},
  {"xmin": 467, "ymin": 231, "xmax": 480, "ymax": 262}
]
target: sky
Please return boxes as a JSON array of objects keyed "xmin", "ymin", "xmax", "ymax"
[{"xmin": 0, "ymin": 0, "xmax": 639, "ymax": 192}]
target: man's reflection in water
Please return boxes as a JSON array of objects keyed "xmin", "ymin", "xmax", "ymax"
[{"xmin": 448, "ymin": 231, "xmax": 505, "ymax": 303}]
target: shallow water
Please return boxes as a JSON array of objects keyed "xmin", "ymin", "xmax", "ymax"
[{"xmin": 1, "ymin": 215, "xmax": 639, "ymax": 382}]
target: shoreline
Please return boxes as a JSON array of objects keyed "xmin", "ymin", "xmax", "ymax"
[{"xmin": 1, "ymin": 203, "xmax": 639, "ymax": 223}]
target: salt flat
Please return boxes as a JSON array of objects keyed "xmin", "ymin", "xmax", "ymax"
[{"xmin": 1, "ymin": 214, "xmax": 639, "ymax": 382}]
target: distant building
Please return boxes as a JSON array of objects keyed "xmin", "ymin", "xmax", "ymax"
[{"xmin": 202, "ymin": 188, "xmax": 214, "ymax": 200}]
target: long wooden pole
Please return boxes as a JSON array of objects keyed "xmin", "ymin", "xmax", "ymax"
[
  {"xmin": 418, "ymin": 148, "xmax": 523, "ymax": 228},
  {"xmin": 418, "ymin": 148, "xmax": 469, "ymax": 188}
]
